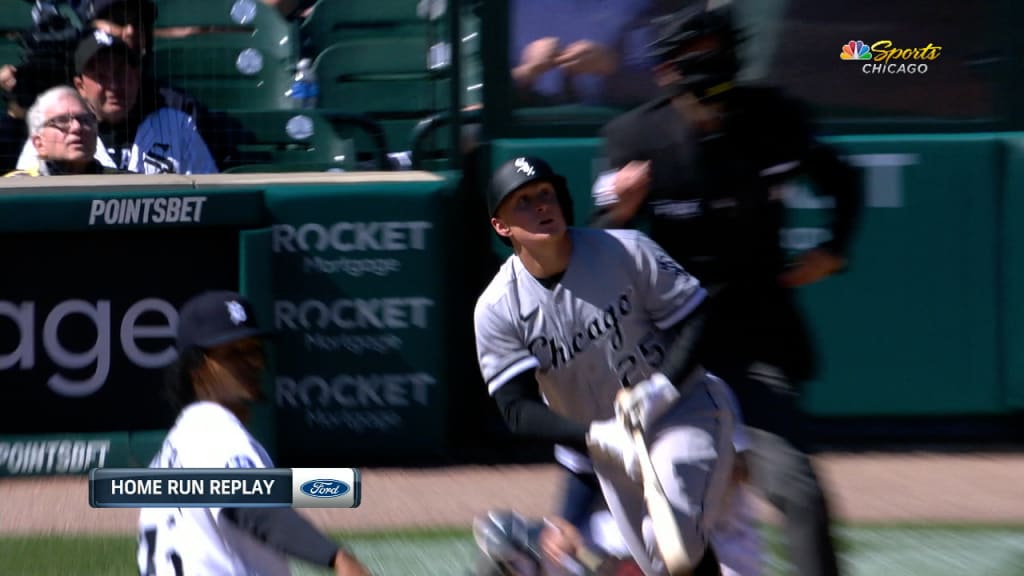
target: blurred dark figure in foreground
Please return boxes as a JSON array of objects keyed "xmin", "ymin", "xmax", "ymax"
[{"xmin": 586, "ymin": 5, "xmax": 863, "ymax": 576}]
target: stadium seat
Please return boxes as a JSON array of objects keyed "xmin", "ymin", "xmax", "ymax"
[
  {"xmin": 154, "ymin": 0, "xmax": 293, "ymax": 43},
  {"xmin": 301, "ymin": 0, "xmax": 427, "ymax": 53},
  {"xmin": 313, "ymin": 42, "xmax": 448, "ymax": 116},
  {"xmin": 151, "ymin": 0, "xmax": 295, "ymax": 110},
  {"xmin": 0, "ymin": 0, "xmax": 36, "ymax": 68},
  {"xmin": 218, "ymin": 109, "xmax": 390, "ymax": 171},
  {"xmin": 152, "ymin": 34, "xmax": 293, "ymax": 110},
  {"xmin": 317, "ymin": 36, "xmax": 431, "ymax": 76},
  {"xmin": 319, "ymin": 77, "xmax": 450, "ymax": 117},
  {"xmin": 213, "ymin": 109, "xmax": 351, "ymax": 169}
]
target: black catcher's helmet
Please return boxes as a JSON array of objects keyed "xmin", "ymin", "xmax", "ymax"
[{"xmin": 648, "ymin": 4, "xmax": 742, "ymax": 101}]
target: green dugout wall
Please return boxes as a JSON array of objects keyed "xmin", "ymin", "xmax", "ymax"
[{"xmin": 0, "ymin": 172, "xmax": 462, "ymax": 475}]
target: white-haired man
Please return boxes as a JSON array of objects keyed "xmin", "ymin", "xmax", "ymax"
[
  {"xmin": 16, "ymin": 29, "xmax": 219, "ymax": 175},
  {"xmin": 4, "ymin": 85, "xmax": 121, "ymax": 177}
]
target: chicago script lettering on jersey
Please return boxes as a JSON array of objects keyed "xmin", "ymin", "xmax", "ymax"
[{"xmin": 528, "ymin": 292, "xmax": 633, "ymax": 370}]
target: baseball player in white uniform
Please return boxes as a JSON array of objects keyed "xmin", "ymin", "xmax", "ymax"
[
  {"xmin": 137, "ymin": 291, "xmax": 370, "ymax": 576},
  {"xmin": 474, "ymin": 156, "xmax": 742, "ymax": 575}
]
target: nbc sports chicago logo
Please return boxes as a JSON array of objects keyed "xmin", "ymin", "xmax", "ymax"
[{"xmin": 840, "ymin": 39, "xmax": 941, "ymax": 74}]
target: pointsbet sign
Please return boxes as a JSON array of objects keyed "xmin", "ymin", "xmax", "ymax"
[
  {"xmin": 88, "ymin": 196, "xmax": 208, "ymax": 226},
  {"xmin": 0, "ymin": 439, "xmax": 110, "ymax": 475}
]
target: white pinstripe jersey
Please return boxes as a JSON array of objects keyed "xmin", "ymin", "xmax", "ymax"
[{"xmin": 474, "ymin": 228, "xmax": 706, "ymax": 428}]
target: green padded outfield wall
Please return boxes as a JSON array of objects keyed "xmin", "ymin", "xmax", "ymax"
[
  {"xmin": 261, "ymin": 174, "xmax": 458, "ymax": 465},
  {"xmin": 489, "ymin": 135, "xmax": 1003, "ymax": 417}
]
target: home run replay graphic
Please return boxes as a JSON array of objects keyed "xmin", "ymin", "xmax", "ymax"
[{"xmin": 89, "ymin": 468, "xmax": 361, "ymax": 509}]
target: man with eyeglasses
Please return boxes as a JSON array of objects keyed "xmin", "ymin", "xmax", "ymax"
[
  {"xmin": 16, "ymin": 28, "xmax": 219, "ymax": 175},
  {"xmin": 4, "ymin": 85, "xmax": 120, "ymax": 177}
]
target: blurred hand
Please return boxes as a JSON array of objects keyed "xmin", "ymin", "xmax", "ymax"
[
  {"xmin": 539, "ymin": 517, "xmax": 582, "ymax": 566},
  {"xmin": 779, "ymin": 248, "xmax": 846, "ymax": 287},
  {"xmin": 0, "ymin": 65, "xmax": 17, "ymax": 94},
  {"xmin": 333, "ymin": 550, "xmax": 371, "ymax": 576},
  {"xmin": 615, "ymin": 372, "xmax": 679, "ymax": 431},
  {"xmin": 555, "ymin": 40, "xmax": 617, "ymax": 76},
  {"xmin": 519, "ymin": 37, "xmax": 561, "ymax": 78},
  {"xmin": 587, "ymin": 417, "xmax": 640, "ymax": 481},
  {"xmin": 613, "ymin": 161, "xmax": 651, "ymax": 207}
]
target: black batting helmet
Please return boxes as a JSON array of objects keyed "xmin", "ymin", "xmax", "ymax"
[
  {"xmin": 487, "ymin": 156, "xmax": 574, "ymax": 245},
  {"xmin": 648, "ymin": 4, "xmax": 741, "ymax": 101}
]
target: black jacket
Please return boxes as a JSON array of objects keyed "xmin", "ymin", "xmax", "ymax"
[{"xmin": 595, "ymin": 85, "xmax": 862, "ymax": 382}]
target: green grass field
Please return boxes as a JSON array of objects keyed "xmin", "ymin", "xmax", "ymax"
[{"xmin": 2, "ymin": 525, "xmax": 1023, "ymax": 575}]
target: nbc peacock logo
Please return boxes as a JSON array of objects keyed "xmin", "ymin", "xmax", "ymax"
[
  {"xmin": 840, "ymin": 40, "xmax": 872, "ymax": 60},
  {"xmin": 844, "ymin": 39, "xmax": 942, "ymax": 74}
]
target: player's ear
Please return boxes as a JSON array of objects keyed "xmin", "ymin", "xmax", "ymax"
[{"xmin": 491, "ymin": 216, "xmax": 513, "ymax": 240}]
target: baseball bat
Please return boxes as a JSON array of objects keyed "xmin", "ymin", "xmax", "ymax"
[{"xmin": 629, "ymin": 423, "xmax": 692, "ymax": 576}]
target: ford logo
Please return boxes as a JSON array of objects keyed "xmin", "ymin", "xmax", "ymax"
[{"xmin": 300, "ymin": 479, "xmax": 349, "ymax": 498}]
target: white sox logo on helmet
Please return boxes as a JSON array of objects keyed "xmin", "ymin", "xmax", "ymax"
[{"xmin": 513, "ymin": 157, "xmax": 535, "ymax": 177}]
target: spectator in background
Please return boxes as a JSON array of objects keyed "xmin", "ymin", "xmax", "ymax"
[
  {"xmin": 510, "ymin": 0, "xmax": 688, "ymax": 108},
  {"xmin": 82, "ymin": 0, "xmax": 244, "ymax": 170},
  {"xmin": 0, "ymin": 0, "xmax": 157, "ymax": 119},
  {"xmin": 18, "ymin": 30, "xmax": 218, "ymax": 174},
  {"xmin": 83, "ymin": 0, "xmax": 156, "ymax": 59},
  {"xmin": 2, "ymin": 0, "xmax": 242, "ymax": 171},
  {"xmin": 4, "ymin": 85, "xmax": 120, "ymax": 176}
]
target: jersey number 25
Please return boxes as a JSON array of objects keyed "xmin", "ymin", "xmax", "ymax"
[{"xmin": 615, "ymin": 331, "xmax": 666, "ymax": 387}]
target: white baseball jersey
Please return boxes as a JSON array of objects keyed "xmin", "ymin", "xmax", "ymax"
[
  {"xmin": 137, "ymin": 401, "xmax": 290, "ymax": 576},
  {"xmin": 474, "ymin": 228, "xmax": 706, "ymax": 469},
  {"xmin": 18, "ymin": 108, "xmax": 219, "ymax": 174}
]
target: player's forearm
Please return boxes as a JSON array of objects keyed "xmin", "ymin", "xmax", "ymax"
[
  {"xmin": 493, "ymin": 372, "xmax": 590, "ymax": 451},
  {"xmin": 221, "ymin": 507, "xmax": 341, "ymax": 567},
  {"xmin": 657, "ymin": 299, "xmax": 708, "ymax": 385},
  {"xmin": 590, "ymin": 198, "xmax": 646, "ymax": 229}
]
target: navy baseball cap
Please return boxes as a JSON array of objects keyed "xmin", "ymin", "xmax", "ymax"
[
  {"xmin": 176, "ymin": 291, "xmax": 269, "ymax": 353},
  {"xmin": 74, "ymin": 29, "xmax": 140, "ymax": 75}
]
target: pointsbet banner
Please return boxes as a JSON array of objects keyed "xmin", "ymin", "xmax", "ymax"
[
  {"xmin": 264, "ymin": 178, "xmax": 455, "ymax": 465},
  {"xmin": 0, "ymin": 430, "xmax": 166, "ymax": 477}
]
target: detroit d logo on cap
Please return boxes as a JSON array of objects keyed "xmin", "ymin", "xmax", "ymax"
[{"xmin": 226, "ymin": 301, "xmax": 247, "ymax": 325}]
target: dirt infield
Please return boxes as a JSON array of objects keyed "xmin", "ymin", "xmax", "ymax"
[{"xmin": 1, "ymin": 453, "xmax": 1023, "ymax": 535}]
